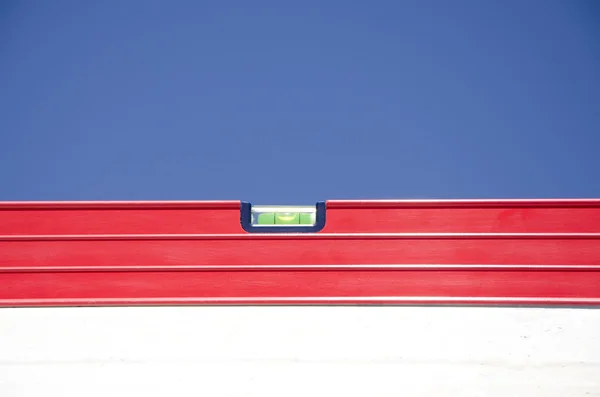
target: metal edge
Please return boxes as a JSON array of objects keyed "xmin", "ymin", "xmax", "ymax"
[{"xmin": 240, "ymin": 201, "xmax": 326, "ymax": 233}]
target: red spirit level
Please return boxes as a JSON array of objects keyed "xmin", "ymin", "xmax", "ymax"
[{"xmin": 1, "ymin": 199, "xmax": 600, "ymax": 307}]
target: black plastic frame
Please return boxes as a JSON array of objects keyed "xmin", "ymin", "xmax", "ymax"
[{"xmin": 240, "ymin": 201, "xmax": 327, "ymax": 233}]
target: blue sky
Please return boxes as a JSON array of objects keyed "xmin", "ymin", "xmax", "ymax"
[{"xmin": 1, "ymin": 0, "xmax": 599, "ymax": 204}]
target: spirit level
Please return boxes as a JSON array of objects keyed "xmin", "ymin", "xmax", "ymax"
[{"xmin": 1, "ymin": 199, "xmax": 600, "ymax": 307}]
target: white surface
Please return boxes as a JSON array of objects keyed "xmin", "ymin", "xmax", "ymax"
[{"xmin": 0, "ymin": 306, "xmax": 599, "ymax": 396}]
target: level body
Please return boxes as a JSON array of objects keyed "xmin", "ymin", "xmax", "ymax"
[{"xmin": 1, "ymin": 199, "xmax": 600, "ymax": 307}]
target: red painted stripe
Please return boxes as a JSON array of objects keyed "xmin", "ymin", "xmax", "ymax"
[
  {"xmin": 3, "ymin": 199, "xmax": 600, "ymax": 236},
  {"xmin": 2, "ymin": 235, "xmax": 600, "ymax": 268},
  {"xmin": 0, "ymin": 202, "xmax": 242, "ymax": 235},
  {"xmin": 327, "ymin": 199, "xmax": 600, "ymax": 208},
  {"xmin": 1, "ymin": 269, "xmax": 599, "ymax": 307},
  {"xmin": 324, "ymin": 201, "xmax": 600, "ymax": 233}
]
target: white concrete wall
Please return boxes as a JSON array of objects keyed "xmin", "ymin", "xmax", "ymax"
[{"xmin": 0, "ymin": 306, "xmax": 599, "ymax": 396}]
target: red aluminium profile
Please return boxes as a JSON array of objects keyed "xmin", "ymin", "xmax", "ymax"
[
  {"xmin": 0, "ymin": 200, "xmax": 242, "ymax": 235},
  {"xmin": 324, "ymin": 199, "xmax": 600, "ymax": 233},
  {"xmin": 2, "ymin": 267, "xmax": 600, "ymax": 307},
  {"xmin": 2, "ymin": 198, "xmax": 600, "ymax": 234},
  {"xmin": 1, "ymin": 199, "xmax": 600, "ymax": 307}
]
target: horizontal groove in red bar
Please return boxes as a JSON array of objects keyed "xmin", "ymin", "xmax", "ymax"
[
  {"xmin": 2, "ymin": 269, "xmax": 599, "ymax": 307},
  {"xmin": 3, "ymin": 297, "xmax": 600, "ymax": 307},
  {"xmin": 3, "ymin": 264, "xmax": 600, "ymax": 273},
  {"xmin": 3, "ymin": 237, "xmax": 600, "ymax": 267},
  {"xmin": 2, "ymin": 232, "xmax": 600, "ymax": 241},
  {"xmin": 2, "ymin": 199, "xmax": 599, "ymax": 210}
]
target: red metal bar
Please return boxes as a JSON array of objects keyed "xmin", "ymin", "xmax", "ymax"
[
  {"xmin": 2, "ymin": 234, "xmax": 599, "ymax": 268},
  {"xmin": 3, "ymin": 199, "xmax": 600, "ymax": 235},
  {"xmin": 324, "ymin": 199, "xmax": 600, "ymax": 233},
  {"xmin": 0, "ymin": 201, "xmax": 242, "ymax": 235},
  {"xmin": 1, "ymin": 199, "xmax": 600, "ymax": 307},
  {"xmin": 1, "ymin": 267, "xmax": 599, "ymax": 307}
]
